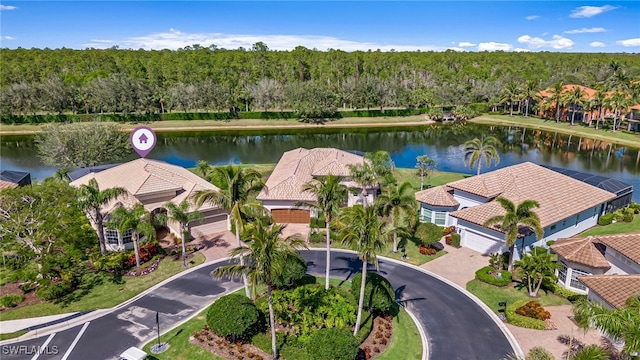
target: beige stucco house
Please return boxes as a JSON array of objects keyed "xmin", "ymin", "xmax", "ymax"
[
  {"xmin": 70, "ymin": 158, "xmax": 229, "ymax": 251},
  {"xmin": 257, "ymin": 147, "xmax": 377, "ymax": 223}
]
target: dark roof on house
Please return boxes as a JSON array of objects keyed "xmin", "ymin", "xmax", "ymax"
[
  {"xmin": 67, "ymin": 164, "xmax": 121, "ymax": 182},
  {"xmin": 540, "ymin": 165, "xmax": 633, "ymax": 197},
  {"xmin": 0, "ymin": 170, "xmax": 30, "ymax": 184}
]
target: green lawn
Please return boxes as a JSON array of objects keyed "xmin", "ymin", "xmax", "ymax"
[
  {"xmin": 466, "ymin": 279, "xmax": 570, "ymax": 313},
  {"xmin": 0, "ymin": 253, "xmax": 205, "ymax": 321},
  {"xmin": 0, "ymin": 330, "xmax": 28, "ymax": 341},
  {"xmin": 470, "ymin": 115, "xmax": 640, "ymax": 148},
  {"xmin": 579, "ymin": 215, "xmax": 640, "ymax": 236},
  {"xmin": 143, "ymin": 277, "xmax": 422, "ymax": 360},
  {"xmin": 312, "ymin": 239, "xmax": 446, "ymax": 266}
]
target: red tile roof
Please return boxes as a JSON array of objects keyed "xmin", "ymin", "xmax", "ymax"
[
  {"xmin": 550, "ymin": 236, "xmax": 610, "ymax": 269},
  {"xmin": 578, "ymin": 274, "xmax": 640, "ymax": 308},
  {"xmin": 415, "ymin": 185, "xmax": 459, "ymax": 207}
]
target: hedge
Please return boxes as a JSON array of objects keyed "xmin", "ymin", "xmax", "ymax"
[
  {"xmin": 598, "ymin": 213, "xmax": 614, "ymax": 226},
  {"xmin": 505, "ymin": 299, "xmax": 546, "ymax": 330},
  {"xmin": 475, "ymin": 266, "xmax": 512, "ymax": 287},
  {"xmin": 351, "ymin": 272, "xmax": 399, "ymax": 316},
  {"xmin": 308, "ymin": 327, "xmax": 360, "ymax": 360},
  {"xmin": 272, "ymin": 253, "xmax": 308, "ymax": 288},
  {"xmin": 0, "ymin": 294, "xmax": 25, "ymax": 308},
  {"xmin": 450, "ymin": 233, "xmax": 461, "ymax": 247},
  {"xmin": 206, "ymin": 294, "xmax": 261, "ymax": 340},
  {"xmin": 548, "ymin": 283, "xmax": 587, "ymax": 303},
  {"xmin": 415, "ymin": 222, "xmax": 443, "ymax": 246}
]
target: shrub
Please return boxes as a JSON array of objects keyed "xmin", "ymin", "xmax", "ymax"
[
  {"xmin": 419, "ymin": 245, "xmax": 437, "ymax": 255},
  {"xmin": 124, "ymin": 242, "xmax": 162, "ymax": 269},
  {"xmin": 442, "ymin": 226, "xmax": 456, "ymax": 236},
  {"xmin": 415, "ymin": 222, "xmax": 442, "ymax": 246},
  {"xmin": 612, "ymin": 209, "xmax": 625, "ymax": 222},
  {"xmin": 515, "ymin": 301, "xmax": 551, "ymax": 321},
  {"xmin": 622, "ymin": 207, "xmax": 635, "ymax": 222},
  {"xmin": 207, "ymin": 294, "xmax": 261, "ymax": 341},
  {"xmin": 506, "ymin": 300, "xmax": 546, "ymax": 330},
  {"xmin": 90, "ymin": 251, "xmax": 130, "ymax": 272},
  {"xmin": 475, "ymin": 266, "xmax": 511, "ymax": 287},
  {"xmin": 36, "ymin": 281, "xmax": 73, "ymax": 300},
  {"xmin": 598, "ymin": 213, "xmax": 614, "ymax": 226},
  {"xmin": 351, "ymin": 272, "xmax": 399, "ymax": 316},
  {"xmin": 0, "ymin": 294, "xmax": 25, "ymax": 308},
  {"xmin": 272, "ymin": 253, "xmax": 307, "ymax": 288},
  {"xmin": 308, "ymin": 327, "xmax": 360, "ymax": 360},
  {"xmin": 450, "ymin": 233, "xmax": 461, "ymax": 247}
]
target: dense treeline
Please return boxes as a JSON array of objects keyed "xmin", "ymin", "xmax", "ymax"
[{"xmin": 1, "ymin": 45, "xmax": 639, "ymax": 119}]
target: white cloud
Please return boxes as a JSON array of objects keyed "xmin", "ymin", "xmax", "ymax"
[
  {"xmin": 517, "ymin": 34, "xmax": 574, "ymax": 49},
  {"xmin": 458, "ymin": 42, "xmax": 476, "ymax": 47},
  {"xmin": 477, "ymin": 42, "xmax": 513, "ymax": 51},
  {"xmin": 569, "ymin": 5, "xmax": 617, "ymax": 18},
  {"xmin": 1, "ymin": 35, "xmax": 15, "ymax": 40},
  {"xmin": 525, "ymin": 15, "xmax": 540, "ymax": 20},
  {"xmin": 0, "ymin": 4, "xmax": 17, "ymax": 10},
  {"xmin": 446, "ymin": 47, "xmax": 468, "ymax": 52},
  {"xmin": 616, "ymin": 38, "xmax": 640, "ymax": 47},
  {"xmin": 589, "ymin": 41, "xmax": 606, "ymax": 47},
  {"xmin": 85, "ymin": 29, "xmax": 445, "ymax": 52},
  {"xmin": 564, "ymin": 27, "xmax": 607, "ymax": 34},
  {"xmin": 513, "ymin": 48, "xmax": 531, "ymax": 52}
]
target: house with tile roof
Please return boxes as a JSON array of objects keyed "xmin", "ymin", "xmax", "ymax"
[
  {"xmin": 257, "ymin": 148, "xmax": 377, "ymax": 223},
  {"xmin": 550, "ymin": 233, "xmax": 640, "ymax": 295},
  {"xmin": 0, "ymin": 170, "xmax": 31, "ymax": 189},
  {"xmin": 415, "ymin": 162, "xmax": 618, "ymax": 257},
  {"xmin": 70, "ymin": 158, "xmax": 228, "ymax": 251}
]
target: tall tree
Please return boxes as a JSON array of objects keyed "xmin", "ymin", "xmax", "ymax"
[
  {"xmin": 109, "ymin": 204, "xmax": 156, "ymax": 269},
  {"xmin": 35, "ymin": 122, "xmax": 131, "ymax": 168},
  {"xmin": 375, "ymin": 181, "xmax": 417, "ymax": 253},
  {"xmin": 337, "ymin": 205, "xmax": 388, "ymax": 335},
  {"xmin": 483, "ymin": 197, "xmax": 544, "ymax": 272},
  {"xmin": 212, "ymin": 222, "xmax": 307, "ymax": 359},
  {"xmin": 299, "ymin": 175, "xmax": 348, "ymax": 290},
  {"xmin": 463, "ymin": 136, "xmax": 501, "ymax": 175},
  {"xmin": 607, "ymin": 90, "xmax": 631, "ymax": 133},
  {"xmin": 196, "ymin": 160, "xmax": 211, "ymax": 179},
  {"xmin": 592, "ymin": 87, "xmax": 608, "ymax": 130},
  {"xmin": 77, "ymin": 178, "xmax": 127, "ymax": 256},
  {"xmin": 520, "ymin": 80, "xmax": 539, "ymax": 117},
  {"xmin": 546, "ymin": 81, "xmax": 565, "ymax": 122},
  {"xmin": 348, "ymin": 162, "xmax": 377, "ymax": 207},
  {"xmin": 500, "ymin": 81, "xmax": 520, "ymax": 117},
  {"xmin": 164, "ymin": 200, "xmax": 204, "ymax": 268},
  {"xmin": 562, "ymin": 86, "xmax": 586, "ymax": 126},
  {"xmin": 415, "ymin": 155, "xmax": 436, "ymax": 190},
  {"xmin": 193, "ymin": 165, "xmax": 265, "ymax": 297}
]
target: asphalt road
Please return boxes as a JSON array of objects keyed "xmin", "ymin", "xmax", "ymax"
[{"xmin": 0, "ymin": 250, "xmax": 516, "ymax": 360}]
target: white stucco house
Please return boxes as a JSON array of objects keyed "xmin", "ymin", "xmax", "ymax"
[
  {"xmin": 70, "ymin": 158, "xmax": 229, "ymax": 251},
  {"xmin": 550, "ymin": 233, "xmax": 640, "ymax": 297},
  {"xmin": 415, "ymin": 162, "xmax": 617, "ymax": 258},
  {"xmin": 257, "ymin": 147, "xmax": 378, "ymax": 223}
]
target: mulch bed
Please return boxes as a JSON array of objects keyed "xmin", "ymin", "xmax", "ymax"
[
  {"xmin": 0, "ymin": 281, "xmax": 42, "ymax": 312},
  {"xmin": 190, "ymin": 326, "xmax": 270, "ymax": 360},
  {"xmin": 358, "ymin": 315, "xmax": 394, "ymax": 360}
]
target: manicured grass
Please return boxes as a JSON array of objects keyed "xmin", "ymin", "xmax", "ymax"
[
  {"xmin": 0, "ymin": 253, "xmax": 205, "ymax": 321},
  {"xmin": 393, "ymin": 168, "xmax": 469, "ymax": 195},
  {"xmin": 466, "ymin": 279, "xmax": 570, "ymax": 314},
  {"xmin": 313, "ymin": 239, "xmax": 446, "ymax": 266},
  {"xmin": 471, "ymin": 115, "xmax": 640, "ymax": 148},
  {"xmin": 376, "ymin": 308, "xmax": 422, "ymax": 360},
  {"xmin": 0, "ymin": 330, "xmax": 28, "ymax": 340},
  {"xmin": 579, "ymin": 215, "xmax": 640, "ymax": 236}
]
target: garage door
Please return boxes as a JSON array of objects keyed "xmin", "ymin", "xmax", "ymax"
[
  {"xmin": 190, "ymin": 215, "xmax": 228, "ymax": 237},
  {"xmin": 271, "ymin": 209, "xmax": 310, "ymax": 224},
  {"xmin": 461, "ymin": 229, "xmax": 504, "ymax": 255}
]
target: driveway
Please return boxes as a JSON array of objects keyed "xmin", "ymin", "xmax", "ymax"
[
  {"xmin": 0, "ymin": 250, "xmax": 517, "ymax": 360},
  {"xmin": 420, "ymin": 242, "xmax": 490, "ymax": 288}
]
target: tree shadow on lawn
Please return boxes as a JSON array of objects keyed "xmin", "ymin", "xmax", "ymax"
[{"xmin": 56, "ymin": 271, "xmax": 122, "ymax": 306}]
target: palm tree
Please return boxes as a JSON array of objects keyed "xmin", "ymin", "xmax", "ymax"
[
  {"xmin": 109, "ymin": 204, "xmax": 156, "ymax": 269},
  {"xmin": 164, "ymin": 200, "xmax": 204, "ymax": 268},
  {"xmin": 515, "ymin": 252, "xmax": 559, "ymax": 297},
  {"xmin": 348, "ymin": 162, "xmax": 377, "ymax": 207},
  {"xmin": 546, "ymin": 81, "xmax": 565, "ymax": 122},
  {"xmin": 520, "ymin": 80, "xmax": 539, "ymax": 117},
  {"xmin": 562, "ymin": 86, "xmax": 586, "ymax": 126},
  {"xmin": 193, "ymin": 165, "xmax": 265, "ymax": 297},
  {"xmin": 592, "ymin": 87, "xmax": 608, "ymax": 130},
  {"xmin": 376, "ymin": 181, "xmax": 417, "ymax": 253},
  {"xmin": 463, "ymin": 136, "xmax": 501, "ymax": 175},
  {"xmin": 608, "ymin": 90, "xmax": 631, "ymax": 133},
  {"xmin": 501, "ymin": 81, "xmax": 520, "ymax": 117},
  {"xmin": 337, "ymin": 205, "xmax": 388, "ymax": 335},
  {"xmin": 416, "ymin": 154, "xmax": 436, "ymax": 190},
  {"xmin": 212, "ymin": 222, "xmax": 307, "ymax": 360},
  {"xmin": 483, "ymin": 197, "xmax": 544, "ymax": 272},
  {"xmin": 195, "ymin": 160, "xmax": 211, "ymax": 179},
  {"xmin": 77, "ymin": 178, "xmax": 127, "ymax": 256},
  {"xmin": 299, "ymin": 175, "xmax": 347, "ymax": 290},
  {"xmin": 54, "ymin": 168, "xmax": 69, "ymax": 182},
  {"xmin": 573, "ymin": 295, "xmax": 640, "ymax": 357}
]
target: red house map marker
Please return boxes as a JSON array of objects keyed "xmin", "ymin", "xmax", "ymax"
[{"xmin": 130, "ymin": 126, "xmax": 157, "ymax": 158}]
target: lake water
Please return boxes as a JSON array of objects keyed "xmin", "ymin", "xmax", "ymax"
[{"xmin": 1, "ymin": 123, "xmax": 639, "ymax": 201}]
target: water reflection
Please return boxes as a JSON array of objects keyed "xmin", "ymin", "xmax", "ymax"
[{"xmin": 1, "ymin": 123, "xmax": 638, "ymax": 201}]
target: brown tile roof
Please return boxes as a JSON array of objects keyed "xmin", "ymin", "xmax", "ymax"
[
  {"xmin": 0, "ymin": 180, "xmax": 18, "ymax": 190},
  {"xmin": 550, "ymin": 236, "xmax": 611, "ymax": 269},
  {"xmin": 578, "ymin": 274, "xmax": 640, "ymax": 308},
  {"xmin": 257, "ymin": 148, "xmax": 366, "ymax": 201},
  {"xmin": 539, "ymin": 84, "xmax": 597, "ymax": 99},
  {"xmin": 593, "ymin": 233, "xmax": 640, "ymax": 265},
  {"xmin": 415, "ymin": 186, "xmax": 459, "ymax": 207},
  {"xmin": 448, "ymin": 162, "xmax": 616, "ymax": 228},
  {"xmin": 70, "ymin": 158, "xmax": 220, "ymax": 213}
]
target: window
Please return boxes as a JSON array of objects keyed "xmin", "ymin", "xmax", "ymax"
[
  {"xmin": 105, "ymin": 229, "xmax": 119, "ymax": 245},
  {"xmin": 558, "ymin": 261, "xmax": 568, "ymax": 284},
  {"xmin": 421, "ymin": 208, "xmax": 432, "ymax": 223},
  {"xmin": 575, "ymin": 214, "xmax": 580, "ymax": 226},
  {"xmin": 570, "ymin": 268, "xmax": 589, "ymax": 290},
  {"xmin": 550, "ymin": 224, "xmax": 556, "ymax": 231},
  {"xmin": 434, "ymin": 212, "xmax": 446, "ymax": 226},
  {"xmin": 122, "ymin": 229, "xmax": 133, "ymax": 244}
]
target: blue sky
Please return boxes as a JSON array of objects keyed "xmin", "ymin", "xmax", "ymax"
[{"xmin": 1, "ymin": 1, "xmax": 639, "ymax": 52}]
